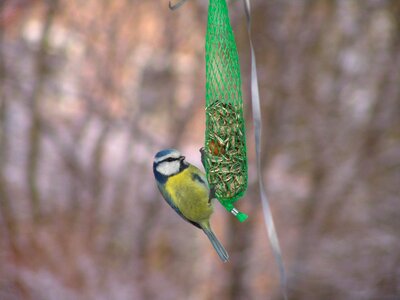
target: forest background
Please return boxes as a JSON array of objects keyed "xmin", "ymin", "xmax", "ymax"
[{"xmin": 0, "ymin": 0, "xmax": 399, "ymax": 299}]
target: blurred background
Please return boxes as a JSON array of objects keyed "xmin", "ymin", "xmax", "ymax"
[{"xmin": 0, "ymin": 0, "xmax": 399, "ymax": 299}]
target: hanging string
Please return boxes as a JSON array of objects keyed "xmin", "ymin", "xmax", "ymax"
[
  {"xmin": 241, "ymin": 0, "xmax": 288, "ymax": 299},
  {"xmin": 169, "ymin": 0, "xmax": 190, "ymax": 10}
]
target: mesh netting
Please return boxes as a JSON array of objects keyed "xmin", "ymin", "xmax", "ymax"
[{"xmin": 204, "ymin": 0, "xmax": 248, "ymax": 204}]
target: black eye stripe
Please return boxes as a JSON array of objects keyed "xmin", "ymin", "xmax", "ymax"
[{"xmin": 159, "ymin": 157, "xmax": 179, "ymax": 164}]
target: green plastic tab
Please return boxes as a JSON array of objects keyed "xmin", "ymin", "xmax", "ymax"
[
  {"xmin": 220, "ymin": 202, "xmax": 248, "ymax": 222},
  {"xmin": 236, "ymin": 212, "xmax": 248, "ymax": 223}
]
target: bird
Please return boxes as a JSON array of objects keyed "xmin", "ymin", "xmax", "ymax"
[{"xmin": 153, "ymin": 148, "xmax": 229, "ymax": 262}]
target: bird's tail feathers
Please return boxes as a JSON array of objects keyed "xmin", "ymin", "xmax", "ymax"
[{"xmin": 202, "ymin": 227, "xmax": 229, "ymax": 263}]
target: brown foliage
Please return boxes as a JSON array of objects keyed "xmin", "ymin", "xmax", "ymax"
[{"xmin": 0, "ymin": 0, "xmax": 399, "ymax": 299}]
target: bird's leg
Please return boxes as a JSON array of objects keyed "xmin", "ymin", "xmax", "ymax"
[
  {"xmin": 200, "ymin": 147, "xmax": 206, "ymax": 169},
  {"xmin": 200, "ymin": 147, "xmax": 215, "ymax": 203},
  {"xmin": 209, "ymin": 186, "xmax": 216, "ymax": 204}
]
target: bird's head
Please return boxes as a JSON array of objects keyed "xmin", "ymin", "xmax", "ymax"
[{"xmin": 153, "ymin": 149, "xmax": 188, "ymax": 180}]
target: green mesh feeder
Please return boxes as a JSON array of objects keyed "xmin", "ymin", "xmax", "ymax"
[
  {"xmin": 169, "ymin": 1, "xmax": 287, "ymax": 296},
  {"xmin": 204, "ymin": 0, "xmax": 248, "ymax": 222}
]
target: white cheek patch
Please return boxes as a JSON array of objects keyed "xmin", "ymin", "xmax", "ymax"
[{"xmin": 156, "ymin": 161, "xmax": 180, "ymax": 176}]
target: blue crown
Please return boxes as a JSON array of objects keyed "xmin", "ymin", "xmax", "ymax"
[{"xmin": 155, "ymin": 149, "xmax": 176, "ymax": 159}]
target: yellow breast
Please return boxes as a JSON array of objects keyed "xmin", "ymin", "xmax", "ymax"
[{"xmin": 165, "ymin": 165, "xmax": 213, "ymax": 223}]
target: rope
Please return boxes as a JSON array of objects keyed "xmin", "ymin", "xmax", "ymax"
[{"xmin": 242, "ymin": 0, "xmax": 288, "ymax": 299}]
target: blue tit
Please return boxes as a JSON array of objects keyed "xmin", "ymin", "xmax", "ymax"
[{"xmin": 153, "ymin": 148, "xmax": 229, "ymax": 262}]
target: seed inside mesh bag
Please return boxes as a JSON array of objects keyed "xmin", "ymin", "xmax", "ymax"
[{"xmin": 205, "ymin": 100, "xmax": 246, "ymax": 199}]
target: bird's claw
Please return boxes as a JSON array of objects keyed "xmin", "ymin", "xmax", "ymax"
[
  {"xmin": 209, "ymin": 186, "xmax": 216, "ymax": 203},
  {"xmin": 200, "ymin": 147, "xmax": 207, "ymax": 169}
]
